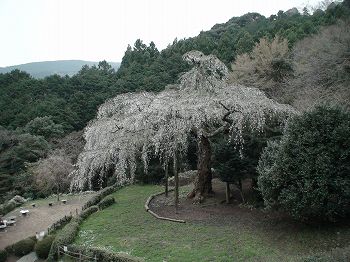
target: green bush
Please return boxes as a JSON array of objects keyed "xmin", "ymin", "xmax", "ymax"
[
  {"xmin": 98, "ymin": 195, "xmax": 115, "ymax": 210},
  {"xmin": 12, "ymin": 237, "xmax": 36, "ymax": 256},
  {"xmin": 48, "ymin": 215, "xmax": 72, "ymax": 234},
  {"xmin": 69, "ymin": 245, "xmax": 142, "ymax": 262},
  {"xmin": 258, "ymin": 105, "xmax": 350, "ymax": 221},
  {"xmin": 79, "ymin": 205, "xmax": 99, "ymax": 220},
  {"xmin": 48, "ymin": 218, "xmax": 81, "ymax": 261},
  {"xmin": 0, "ymin": 196, "xmax": 26, "ymax": 214},
  {"xmin": 82, "ymin": 185, "xmax": 116, "ymax": 210},
  {"xmin": 35, "ymin": 235, "xmax": 55, "ymax": 259},
  {"xmin": 0, "ymin": 200, "xmax": 17, "ymax": 215},
  {"xmin": 0, "ymin": 250, "xmax": 7, "ymax": 262}
]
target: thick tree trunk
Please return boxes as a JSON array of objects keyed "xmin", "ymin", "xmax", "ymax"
[{"xmin": 188, "ymin": 135, "xmax": 213, "ymax": 202}]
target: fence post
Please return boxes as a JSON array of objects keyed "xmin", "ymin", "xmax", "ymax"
[
  {"xmin": 79, "ymin": 251, "xmax": 82, "ymax": 262},
  {"xmin": 57, "ymin": 246, "xmax": 60, "ymax": 260}
]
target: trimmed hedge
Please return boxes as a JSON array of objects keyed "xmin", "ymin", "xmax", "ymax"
[
  {"xmin": 46, "ymin": 185, "xmax": 121, "ymax": 261},
  {"xmin": 82, "ymin": 185, "xmax": 117, "ymax": 210},
  {"xmin": 35, "ymin": 235, "xmax": 55, "ymax": 259},
  {"xmin": 0, "ymin": 250, "xmax": 7, "ymax": 262},
  {"xmin": 48, "ymin": 215, "xmax": 72, "ymax": 234},
  {"xmin": 79, "ymin": 205, "xmax": 99, "ymax": 220},
  {"xmin": 47, "ymin": 218, "xmax": 81, "ymax": 261},
  {"xmin": 69, "ymin": 245, "xmax": 142, "ymax": 262},
  {"xmin": 98, "ymin": 195, "xmax": 115, "ymax": 210},
  {"xmin": 11, "ymin": 237, "xmax": 36, "ymax": 256}
]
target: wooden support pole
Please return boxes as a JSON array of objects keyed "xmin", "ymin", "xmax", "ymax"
[
  {"xmin": 173, "ymin": 153, "xmax": 179, "ymax": 212},
  {"xmin": 165, "ymin": 163, "xmax": 169, "ymax": 197},
  {"xmin": 238, "ymin": 179, "xmax": 245, "ymax": 203},
  {"xmin": 225, "ymin": 182, "xmax": 231, "ymax": 204}
]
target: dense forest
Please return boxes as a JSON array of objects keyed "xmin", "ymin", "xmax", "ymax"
[{"xmin": 0, "ymin": 1, "xmax": 349, "ymax": 203}]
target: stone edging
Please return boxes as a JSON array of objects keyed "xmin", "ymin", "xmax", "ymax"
[{"xmin": 145, "ymin": 189, "xmax": 185, "ymax": 223}]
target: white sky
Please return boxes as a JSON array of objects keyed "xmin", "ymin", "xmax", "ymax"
[{"xmin": 0, "ymin": 0, "xmax": 321, "ymax": 67}]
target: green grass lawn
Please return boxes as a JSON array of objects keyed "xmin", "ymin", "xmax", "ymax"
[{"xmin": 74, "ymin": 185, "xmax": 350, "ymax": 262}]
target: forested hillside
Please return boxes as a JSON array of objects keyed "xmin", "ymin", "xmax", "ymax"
[
  {"xmin": 0, "ymin": 1, "xmax": 349, "ymax": 202},
  {"xmin": 0, "ymin": 60, "xmax": 120, "ymax": 78}
]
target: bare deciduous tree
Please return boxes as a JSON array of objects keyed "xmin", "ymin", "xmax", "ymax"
[
  {"xmin": 230, "ymin": 36, "xmax": 292, "ymax": 98},
  {"xmin": 31, "ymin": 150, "xmax": 73, "ymax": 201},
  {"xmin": 289, "ymin": 20, "xmax": 350, "ymax": 110}
]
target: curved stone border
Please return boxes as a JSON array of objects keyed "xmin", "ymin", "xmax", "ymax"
[{"xmin": 145, "ymin": 189, "xmax": 185, "ymax": 223}]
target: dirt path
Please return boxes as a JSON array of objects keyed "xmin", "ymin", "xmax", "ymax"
[{"xmin": 0, "ymin": 194, "xmax": 94, "ymax": 249}]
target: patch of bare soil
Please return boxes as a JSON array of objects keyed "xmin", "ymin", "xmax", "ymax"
[
  {"xmin": 150, "ymin": 179, "xmax": 282, "ymax": 227},
  {"xmin": 149, "ymin": 179, "xmax": 350, "ymax": 254},
  {"xmin": 0, "ymin": 194, "xmax": 94, "ymax": 249}
]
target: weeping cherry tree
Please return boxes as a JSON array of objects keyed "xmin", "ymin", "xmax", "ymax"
[{"xmin": 71, "ymin": 50, "xmax": 296, "ymax": 202}]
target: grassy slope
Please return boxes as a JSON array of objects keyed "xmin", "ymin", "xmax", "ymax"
[{"xmin": 74, "ymin": 185, "xmax": 345, "ymax": 262}]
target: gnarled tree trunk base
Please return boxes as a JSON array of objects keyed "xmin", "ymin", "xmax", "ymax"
[{"xmin": 187, "ymin": 135, "xmax": 213, "ymax": 203}]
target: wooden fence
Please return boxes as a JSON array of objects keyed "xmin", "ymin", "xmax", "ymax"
[{"xmin": 58, "ymin": 245, "xmax": 97, "ymax": 261}]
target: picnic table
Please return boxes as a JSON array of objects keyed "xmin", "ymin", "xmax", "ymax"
[
  {"xmin": 20, "ymin": 209, "xmax": 29, "ymax": 216},
  {"xmin": 7, "ymin": 216, "xmax": 16, "ymax": 221},
  {"xmin": 4, "ymin": 220, "xmax": 15, "ymax": 226},
  {"xmin": 0, "ymin": 220, "xmax": 7, "ymax": 231}
]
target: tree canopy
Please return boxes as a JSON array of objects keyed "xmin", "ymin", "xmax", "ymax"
[{"xmin": 72, "ymin": 51, "xmax": 295, "ymax": 195}]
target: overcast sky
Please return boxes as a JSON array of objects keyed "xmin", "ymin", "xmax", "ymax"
[{"xmin": 0, "ymin": 0, "xmax": 321, "ymax": 67}]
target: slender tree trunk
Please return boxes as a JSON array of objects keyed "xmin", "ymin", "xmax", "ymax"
[
  {"xmin": 188, "ymin": 135, "xmax": 213, "ymax": 202},
  {"xmin": 165, "ymin": 163, "xmax": 169, "ymax": 197},
  {"xmin": 225, "ymin": 182, "xmax": 231, "ymax": 204},
  {"xmin": 238, "ymin": 179, "xmax": 245, "ymax": 203},
  {"xmin": 57, "ymin": 187, "xmax": 60, "ymax": 201},
  {"xmin": 173, "ymin": 153, "xmax": 179, "ymax": 212}
]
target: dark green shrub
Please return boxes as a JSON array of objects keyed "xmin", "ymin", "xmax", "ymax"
[
  {"xmin": 0, "ymin": 250, "xmax": 7, "ymax": 262},
  {"xmin": 98, "ymin": 195, "xmax": 115, "ymax": 210},
  {"xmin": 82, "ymin": 185, "xmax": 116, "ymax": 210},
  {"xmin": 12, "ymin": 237, "xmax": 36, "ymax": 256},
  {"xmin": 82, "ymin": 195, "xmax": 100, "ymax": 210},
  {"xmin": 35, "ymin": 235, "xmax": 55, "ymax": 259},
  {"xmin": 48, "ymin": 218, "xmax": 81, "ymax": 261},
  {"xmin": 48, "ymin": 215, "xmax": 72, "ymax": 234},
  {"xmin": 80, "ymin": 205, "xmax": 99, "ymax": 220},
  {"xmin": 258, "ymin": 105, "xmax": 350, "ymax": 221},
  {"xmin": 4, "ymin": 245, "xmax": 13, "ymax": 254},
  {"xmin": 0, "ymin": 200, "xmax": 17, "ymax": 215}
]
